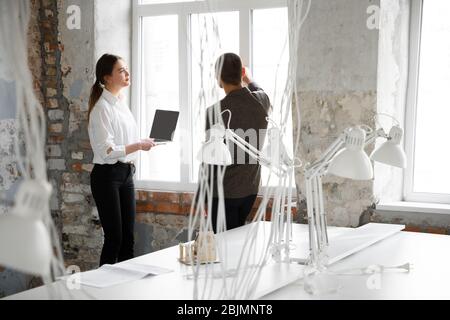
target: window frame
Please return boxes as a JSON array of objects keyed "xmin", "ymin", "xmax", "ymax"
[
  {"xmin": 131, "ymin": 0, "xmax": 289, "ymax": 193},
  {"xmin": 404, "ymin": 0, "xmax": 450, "ymax": 204}
]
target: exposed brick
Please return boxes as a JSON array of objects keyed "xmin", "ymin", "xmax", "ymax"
[
  {"xmin": 48, "ymin": 159, "xmax": 66, "ymax": 171},
  {"xmin": 181, "ymin": 205, "xmax": 192, "ymax": 215},
  {"xmin": 41, "ymin": 0, "xmax": 54, "ymax": 8},
  {"xmin": 49, "ymin": 123, "xmax": 63, "ymax": 133},
  {"xmin": 48, "ymin": 110, "xmax": 64, "ymax": 120},
  {"xmin": 44, "ymin": 9, "xmax": 53, "ymax": 18},
  {"xmin": 181, "ymin": 193, "xmax": 194, "ymax": 204},
  {"xmin": 153, "ymin": 192, "xmax": 180, "ymax": 203},
  {"xmin": 47, "ymin": 98, "xmax": 58, "ymax": 109},
  {"xmin": 45, "ymin": 55, "xmax": 56, "ymax": 65},
  {"xmin": 43, "ymin": 41, "xmax": 53, "ymax": 52},
  {"xmin": 46, "ymin": 66, "xmax": 57, "ymax": 76},
  {"xmin": 136, "ymin": 190, "xmax": 149, "ymax": 201},
  {"xmin": 41, "ymin": 22, "xmax": 52, "ymax": 31},
  {"xmin": 291, "ymin": 207, "xmax": 298, "ymax": 219},
  {"xmin": 71, "ymin": 163, "xmax": 82, "ymax": 172},
  {"xmin": 46, "ymin": 88, "xmax": 57, "ymax": 97},
  {"xmin": 43, "ymin": 32, "xmax": 54, "ymax": 43},
  {"xmin": 48, "ymin": 134, "xmax": 64, "ymax": 144},
  {"xmin": 62, "ymin": 193, "xmax": 85, "ymax": 203},
  {"xmin": 46, "ymin": 145, "xmax": 62, "ymax": 157},
  {"xmin": 155, "ymin": 202, "xmax": 182, "ymax": 214},
  {"xmin": 404, "ymin": 225, "xmax": 422, "ymax": 233},
  {"xmin": 45, "ymin": 78, "xmax": 57, "ymax": 89},
  {"xmin": 71, "ymin": 152, "xmax": 84, "ymax": 160},
  {"xmin": 61, "ymin": 183, "xmax": 90, "ymax": 194},
  {"xmin": 137, "ymin": 202, "xmax": 156, "ymax": 213},
  {"xmin": 425, "ymin": 226, "xmax": 447, "ymax": 235},
  {"xmin": 62, "ymin": 173, "xmax": 80, "ymax": 183}
]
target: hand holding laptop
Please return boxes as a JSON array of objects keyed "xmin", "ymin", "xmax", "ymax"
[{"xmin": 140, "ymin": 138, "xmax": 156, "ymax": 151}]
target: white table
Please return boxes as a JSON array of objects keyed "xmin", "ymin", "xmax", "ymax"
[
  {"xmin": 264, "ymin": 229, "xmax": 450, "ymax": 300},
  {"xmin": 5, "ymin": 222, "xmax": 450, "ymax": 300}
]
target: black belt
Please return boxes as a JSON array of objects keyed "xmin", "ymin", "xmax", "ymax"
[{"xmin": 117, "ymin": 161, "xmax": 134, "ymax": 166}]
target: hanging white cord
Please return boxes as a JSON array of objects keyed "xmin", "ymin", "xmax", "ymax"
[
  {"xmin": 188, "ymin": 0, "xmax": 311, "ymax": 300},
  {"xmin": 0, "ymin": 0, "xmax": 94, "ymax": 300}
]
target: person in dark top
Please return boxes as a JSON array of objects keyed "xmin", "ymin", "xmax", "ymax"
[{"xmin": 205, "ymin": 52, "xmax": 272, "ymax": 233}]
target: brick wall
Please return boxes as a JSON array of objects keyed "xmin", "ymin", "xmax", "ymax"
[{"xmin": 36, "ymin": 0, "xmax": 101, "ymax": 271}]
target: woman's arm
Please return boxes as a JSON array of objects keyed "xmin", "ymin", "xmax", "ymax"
[
  {"xmin": 107, "ymin": 138, "xmax": 155, "ymax": 156},
  {"xmin": 91, "ymin": 105, "xmax": 156, "ymax": 160}
]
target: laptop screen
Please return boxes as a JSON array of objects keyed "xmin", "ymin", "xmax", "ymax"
[{"xmin": 149, "ymin": 110, "xmax": 180, "ymax": 141}]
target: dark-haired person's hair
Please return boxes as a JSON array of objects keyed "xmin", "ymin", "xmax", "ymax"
[
  {"xmin": 215, "ymin": 53, "xmax": 242, "ymax": 86},
  {"xmin": 88, "ymin": 53, "xmax": 122, "ymax": 121}
]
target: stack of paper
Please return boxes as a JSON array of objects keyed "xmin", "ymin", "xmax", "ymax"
[{"xmin": 74, "ymin": 262, "xmax": 172, "ymax": 288}]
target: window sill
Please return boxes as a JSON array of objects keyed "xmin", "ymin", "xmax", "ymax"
[{"xmin": 376, "ymin": 201, "xmax": 450, "ymax": 215}]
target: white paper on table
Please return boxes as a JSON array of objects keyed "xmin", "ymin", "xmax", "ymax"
[{"xmin": 76, "ymin": 262, "xmax": 172, "ymax": 288}]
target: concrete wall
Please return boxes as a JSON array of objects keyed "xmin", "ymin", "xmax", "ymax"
[
  {"xmin": 94, "ymin": 0, "xmax": 132, "ymax": 101},
  {"xmin": 294, "ymin": 0, "xmax": 379, "ymax": 227}
]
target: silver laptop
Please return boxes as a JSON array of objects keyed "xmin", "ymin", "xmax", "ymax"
[{"xmin": 149, "ymin": 109, "xmax": 180, "ymax": 145}]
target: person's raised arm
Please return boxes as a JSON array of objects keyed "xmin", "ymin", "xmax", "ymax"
[{"xmin": 243, "ymin": 67, "xmax": 263, "ymax": 92}]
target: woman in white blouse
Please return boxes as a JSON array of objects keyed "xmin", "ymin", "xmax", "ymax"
[{"xmin": 88, "ymin": 54, "xmax": 155, "ymax": 266}]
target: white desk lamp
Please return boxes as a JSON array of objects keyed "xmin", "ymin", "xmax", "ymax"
[
  {"xmin": 0, "ymin": 180, "xmax": 53, "ymax": 276},
  {"xmin": 302, "ymin": 122, "xmax": 407, "ymax": 294},
  {"xmin": 197, "ymin": 114, "xmax": 298, "ymax": 262},
  {"xmin": 198, "ymin": 110, "xmax": 407, "ymax": 295}
]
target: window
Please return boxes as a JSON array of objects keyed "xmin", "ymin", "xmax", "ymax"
[
  {"xmin": 405, "ymin": 0, "xmax": 450, "ymax": 203},
  {"xmin": 132, "ymin": 0, "xmax": 292, "ymax": 192}
]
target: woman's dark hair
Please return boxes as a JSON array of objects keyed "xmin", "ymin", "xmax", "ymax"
[
  {"xmin": 88, "ymin": 53, "xmax": 122, "ymax": 121},
  {"xmin": 215, "ymin": 53, "xmax": 242, "ymax": 85}
]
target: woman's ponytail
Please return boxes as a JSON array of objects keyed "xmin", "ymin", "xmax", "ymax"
[
  {"xmin": 88, "ymin": 79, "xmax": 103, "ymax": 122},
  {"xmin": 87, "ymin": 54, "xmax": 122, "ymax": 122}
]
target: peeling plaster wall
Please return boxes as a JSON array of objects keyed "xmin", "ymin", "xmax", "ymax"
[
  {"xmin": 94, "ymin": 0, "xmax": 132, "ymax": 102},
  {"xmin": 55, "ymin": 0, "xmax": 101, "ymax": 270},
  {"xmin": 293, "ymin": 0, "xmax": 380, "ymax": 227}
]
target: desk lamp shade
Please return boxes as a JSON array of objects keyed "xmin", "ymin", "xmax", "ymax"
[
  {"xmin": 327, "ymin": 127, "xmax": 374, "ymax": 180},
  {"xmin": 197, "ymin": 124, "xmax": 232, "ymax": 166},
  {"xmin": 370, "ymin": 126, "xmax": 407, "ymax": 168},
  {"xmin": 261, "ymin": 127, "xmax": 291, "ymax": 166},
  {"xmin": 0, "ymin": 215, "xmax": 52, "ymax": 276}
]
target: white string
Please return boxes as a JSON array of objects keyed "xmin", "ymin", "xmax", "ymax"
[
  {"xmin": 188, "ymin": 0, "xmax": 311, "ymax": 300},
  {"xmin": 0, "ymin": 0, "xmax": 71, "ymax": 299}
]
